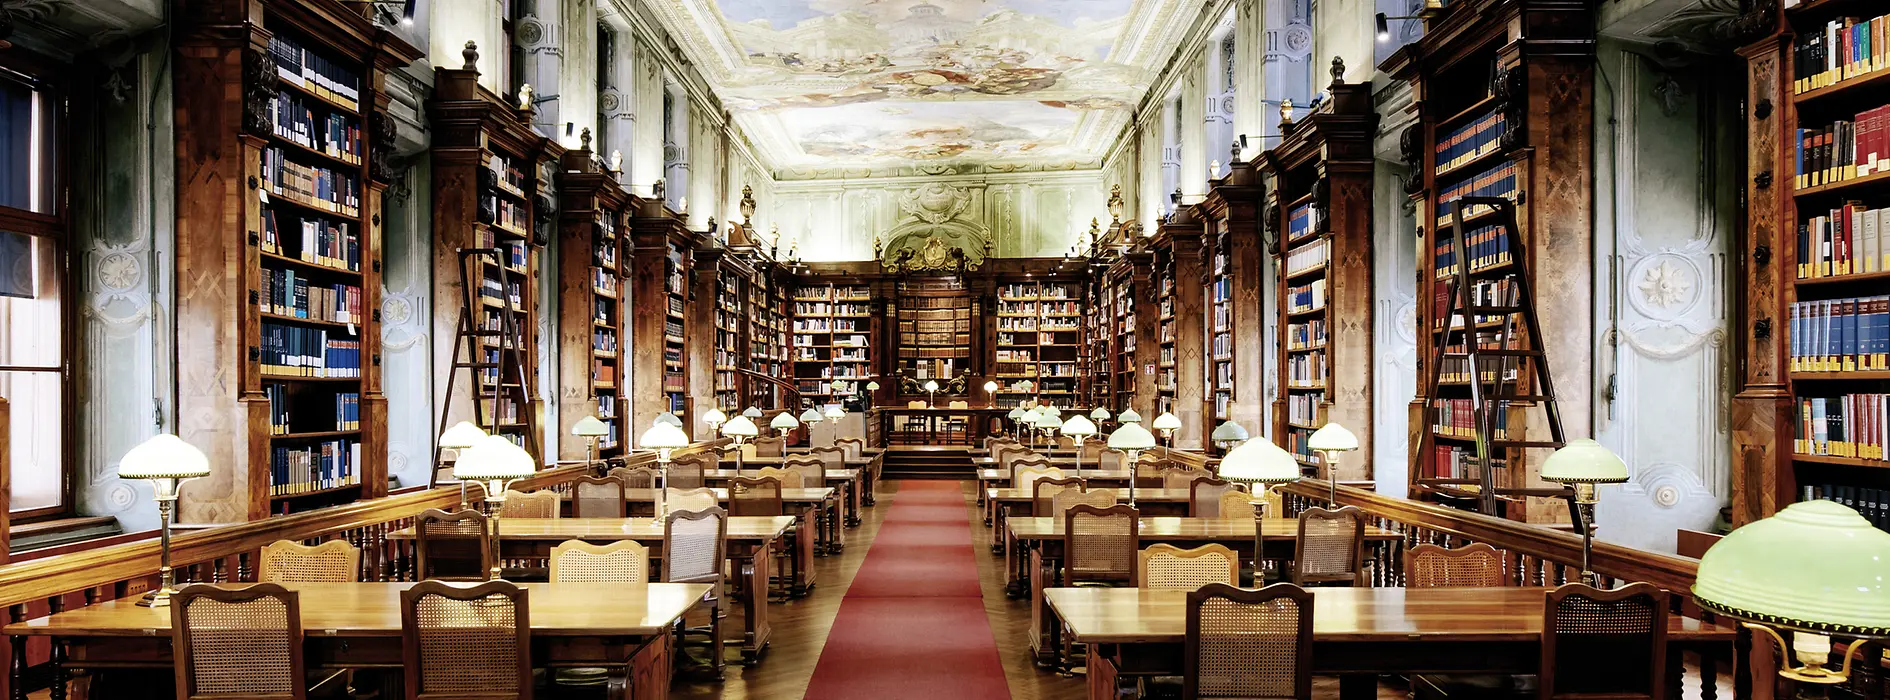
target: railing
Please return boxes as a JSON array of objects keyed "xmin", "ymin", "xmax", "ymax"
[{"xmin": 735, "ymin": 368, "xmax": 803, "ymax": 410}]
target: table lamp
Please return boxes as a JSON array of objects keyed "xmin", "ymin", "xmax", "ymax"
[
  {"xmin": 639, "ymin": 419, "xmax": 692, "ymax": 518},
  {"xmin": 453, "ymin": 435, "xmax": 539, "ymax": 579},
  {"xmin": 1306, "ymin": 422, "xmax": 1359, "ymax": 504},
  {"xmin": 1210, "ymin": 419, "xmax": 1250, "ymax": 450},
  {"xmin": 984, "ymin": 380, "xmax": 1000, "ymax": 408},
  {"xmin": 1119, "ymin": 408, "xmax": 1143, "ymax": 424},
  {"xmin": 1007, "ymin": 406, "xmax": 1027, "ymax": 439},
  {"xmin": 1152, "ymin": 412, "xmax": 1182, "ymax": 447},
  {"xmin": 924, "ymin": 379, "xmax": 940, "ymax": 408},
  {"xmin": 1693, "ymin": 500, "xmax": 1890, "ymax": 695},
  {"xmin": 1043, "ymin": 405, "xmax": 1062, "ymax": 420},
  {"xmin": 799, "ymin": 407, "xmax": 822, "ymax": 424},
  {"xmin": 439, "ymin": 420, "xmax": 489, "ymax": 506},
  {"xmin": 1022, "ymin": 406, "xmax": 1045, "ymax": 449},
  {"xmin": 742, "ymin": 406, "xmax": 764, "ymax": 419},
  {"xmin": 1217, "ymin": 437, "xmax": 1301, "ymax": 520},
  {"xmin": 1089, "ymin": 407, "xmax": 1111, "ymax": 430},
  {"xmin": 1106, "ymin": 421, "xmax": 1157, "ymax": 506},
  {"xmin": 771, "ymin": 410, "xmax": 800, "ymax": 442},
  {"xmin": 722, "ymin": 414, "xmax": 759, "ymax": 475},
  {"xmin": 571, "ymin": 415, "xmax": 611, "ymax": 472},
  {"xmin": 119, "ymin": 434, "xmax": 212, "ymax": 607},
  {"xmin": 824, "ymin": 405, "xmax": 845, "ymax": 423},
  {"xmin": 702, "ymin": 407, "xmax": 727, "ymax": 437},
  {"xmin": 1060, "ymin": 415, "xmax": 1097, "ymax": 477},
  {"xmin": 1033, "ymin": 409, "xmax": 1062, "ymax": 451},
  {"xmin": 865, "ymin": 381, "xmax": 880, "ymax": 409},
  {"xmin": 1540, "ymin": 438, "xmax": 1629, "ymax": 585},
  {"xmin": 655, "ymin": 412, "xmax": 684, "ymax": 427}
]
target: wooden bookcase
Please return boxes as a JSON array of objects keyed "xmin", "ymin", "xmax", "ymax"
[
  {"xmin": 629, "ymin": 198, "xmax": 698, "ymax": 429},
  {"xmin": 174, "ymin": 0, "xmax": 419, "ymax": 520},
  {"xmin": 429, "ymin": 58, "xmax": 558, "ymax": 459},
  {"xmin": 554, "ymin": 142, "xmax": 631, "ymax": 461},
  {"xmin": 895, "ymin": 278, "xmax": 974, "ymax": 387},
  {"xmin": 1384, "ymin": 0, "xmax": 1595, "ymax": 518},
  {"xmin": 1200, "ymin": 157, "xmax": 1267, "ymax": 452},
  {"xmin": 792, "ymin": 282, "xmax": 874, "ymax": 406},
  {"xmin": 723, "ymin": 225, "xmax": 793, "ymax": 412},
  {"xmin": 992, "ymin": 278, "xmax": 1084, "ymax": 407},
  {"xmin": 1083, "ymin": 253, "xmax": 1118, "ymax": 410},
  {"xmin": 1734, "ymin": 0, "xmax": 1890, "ymax": 526},
  {"xmin": 1103, "ymin": 250, "xmax": 1157, "ymax": 414},
  {"xmin": 1260, "ymin": 69, "xmax": 1378, "ymax": 479},
  {"xmin": 1154, "ymin": 210, "xmax": 1207, "ymax": 447},
  {"xmin": 713, "ymin": 261, "xmax": 748, "ymax": 412}
]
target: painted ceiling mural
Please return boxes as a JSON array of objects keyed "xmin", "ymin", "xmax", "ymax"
[{"xmin": 644, "ymin": 0, "xmax": 1199, "ymax": 171}]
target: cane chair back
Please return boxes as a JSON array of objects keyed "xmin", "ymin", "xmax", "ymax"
[
  {"xmin": 1051, "ymin": 487, "xmax": 1117, "ymax": 516},
  {"xmin": 1081, "ymin": 439, "xmax": 1106, "ymax": 461},
  {"xmin": 809, "ymin": 446, "xmax": 846, "ymax": 472},
  {"xmin": 666, "ymin": 453, "xmax": 712, "ymax": 489},
  {"xmin": 257, "ymin": 539, "xmax": 360, "ymax": 583},
  {"xmin": 608, "ymin": 466, "xmax": 658, "ymax": 488},
  {"xmin": 415, "ymin": 509, "xmax": 492, "ymax": 582},
  {"xmin": 751, "ymin": 436, "xmax": 785, "ymax": 458},
  {"xmin": 665, "ymin": 487, "xmax": 719, "ymax": 514},
  {"xmin": 1056, "ymin": 435, "xmax": 1076, "ymax": 449},
  {"xmin": 756, "ymin": 466, "xmax": 802, "ymax": 488},
  {"xmin": 1014, "ymin": 464, "xmax": 1063, "ymax": 492},
  {"xmin": 1064, "ymin": 504, "xmax": 1140, "ymax": 585},
  {"xmin": 1188, "ymin": 478, "xmax": 1240, "ymax": 518},
  {"xmin": 571, "ymin": 476, "xmax": 627, "ymax": 519},
  {"xmin": 1008, "ymin": 455, "xmax": 1053, "ymax": 484},
  {"xmin": 1140, "ymin": 544, "xmax": 1239, "ymax": 590},
  {"xmin": 1162, "ymin": 467, "xmax": 1215, "ymax": 492},
  {"xmin": 1032, "ymin": 477, "xmax": 1085, "ymax": 513},
  {"xmin": 1541, "ymin": 583, "xmax": 1669, "ymax": 700},
  {"xmin": 499, "ymin": 490, "xmax": 561, "ymax": 519},
  {"xmin": 664, "ymin": 507, "xmax": 729, "ymax": 588},
  {"xmin": 947, "ymin": 400, "xmax": 969, "ymax": 409},
  {"xmin": 1218, "ymin": 490, "xmax": 1259, "ymax": 520},
  {"xmin": 1184, "ymin": 583, "xmax": 1313, "ymax": 700},
  {"xmin": 905, "ymin": 400, "xmax": 928, "ymax": 409},
  {"xmin": 400, "ymin": 580, "xmax": 532, "ymax": 700},
  {"xmin": 1097, "ymin": 450, "xmax": 1122, "ymax": 471},
  {"xmin": 1405, "ymin": 543, "xmax": 1508, "ymax": 588},
  {"xmin": 784, "ymin": 455, "xmax": 826, "ymax": 489},
  {"xmin": 988, "ymin": 438, "xmax": 1020, "ymax": 459},
  {"xmin": 549, "ymin": 540, "xmax": 649, "ymax": 583},
  {"xmin": 835, "ymin": 438, "xmax": 865, "ymax": 460},
  {"xmin": 996, "ymin": 445, "xmax": 1031, "ymax": 471},
  {"xmin": 171, "ymin": 583, "xmax": 306, "ymax": 700},
  {"xmin": 1292, "ymin": 506, "xmax": 1366, "ymax": 586},
  {"xmin": 728, "ymin": 476, "xmax": 785, "ymax": 516}
]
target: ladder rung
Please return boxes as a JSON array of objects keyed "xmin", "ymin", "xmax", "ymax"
[
  {"xmin": 1461, "ymin": 305, "xmax": 1522, "ymax": 314},
  {"xmin": 1445, "ymin": 349, "xmax": 1542, "ymax": 358},
  {"xmin": 1490, "ymin": 440, "xmax": 1563, "ymax": 448},
  {"xmin": 1490, "ymin": 394, "xmax": 1553, "ymax": 402},
  {"xmin": 453, "ymin": 362, "xmax": 500, "ymax": 369}
]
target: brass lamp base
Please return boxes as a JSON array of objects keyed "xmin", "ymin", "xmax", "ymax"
[{"xmin": 137, "ymin": 586, "xmax": 178, "ymax": 608}]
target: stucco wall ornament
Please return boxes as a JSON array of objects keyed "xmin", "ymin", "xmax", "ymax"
[{"xmin": 880, "ymin": 183, "xmax": 992, "ymax": 272}]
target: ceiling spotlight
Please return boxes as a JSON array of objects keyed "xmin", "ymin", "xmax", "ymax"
[{"xmin": 1376, "ymin": 13, "xmax": 1389, "ymax": 41}]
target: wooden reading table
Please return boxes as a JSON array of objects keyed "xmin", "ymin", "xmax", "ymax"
[
  {"xmin": 707, "ymin": 466, "xmax": 868, "ymax": 529},
  {"xmin": 585, "ymin": 488, "xmax": 833, "ymax": 594},
  {"xmin": 983, "ymin": 487, "xmax": 1191, "ymax": 549}
]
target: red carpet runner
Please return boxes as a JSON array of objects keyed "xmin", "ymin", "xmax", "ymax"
[{"xmin": 802, "ymin": 480, "xmax": 1011, "ymax": 699}]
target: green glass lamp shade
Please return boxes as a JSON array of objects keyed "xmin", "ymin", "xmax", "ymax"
[
  {"xmin": 571, "ymin": 415, "xmax": 610, "ymax": 437},
  {"xmin": 1540, "ymin": 438, "xmax": 1629, "ymax": 484},
  {"xmin": 983, "ymin": 380, "xmax": 999, "ymax": 393},
  {"xmin": 721, "ymin": 415, "xmax": 759, "ymax": 438},
  {"xmin": 1210, "ymin": 420, "xmax": 1250, "ymax": 443},
  {"xmin": 1060, "ymin": 415, "xmax": 1098, "ymax": 437},
  {"xmin": 1044, "ymin": 405, "xmax": 1062, "ymax": 419},
  {"xmin": 1152, "ymin": 412, "xmax": 1182, "ymax": 431},
  {"xmin": 438, "ymin": 421, "xmax": 488, "ymax": 449},
  {"xmin": 799, "ymin": 407, "xmax": 822, "ymax": 423},
  {"xmin": 1033, "ymin": 410, "xmax": 1062, "ymax": 430},
  {"xmin": 119, "ymin": 434, "xmax": 213, "ymax": 480},
  {"xmin": 1023, "ymin": 406, "xmax": 1044, "ymax": 425},
  {"xmin": 1007, "ymin": 407, "xmax": 1026, "ymax": 420},
  {"xmin": 701, "ymin": 408, "xmax": 728, "ymax": 426},
  {"xmin": 1089, "ymin": 407, "xmax": 1111, "ymax": 422},
  {"xmin": 454, "ymin": 435, "xmax": 538, "ymax": 480},
  {"xmin": 1217, "ymin": 438, "xmax": 1301, "ymax": 485},
  {"xmin": 1692, "ymin": 500, "xmax": 1890, "ymax": 636},
  {"xmin": 865, "ymin": 381, "xmax": 880, "ymax": 391},
  {"xmin": 742, "ymin": 406, "xmax": 764, "ymax": 418},
  {"xmin": 923, "ymin": 380, "xmax": 940, "ymax": 392},
  {"xmin": 1307, "ymin": 423, "xmax": 1359, "ymax": 452},
  {"xmin": 638, "ymin": 421, "xmax": 690, "ymax": 450},
  {"xmin": 771, "ymin": 412, "xmax": 800, "ymax": 430},
  {"xmin": 823, "ymin": 405, "xmax": 845, "ymax": 420},
  {"xmin": 1106, "ymin": 422, "xmax": 1157, "ymax": 451},
  {"xmin": 1118, "ymin": 408, "xmax": 1143, "ymax": 424},
  {"xmin": 654, "ymin": 412, "xmax": 684, "ymax": 427}
]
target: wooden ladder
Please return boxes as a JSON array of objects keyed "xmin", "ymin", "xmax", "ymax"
[{"xmin": 431, "ymin": 246, "xmax": 540, "ymax": 487}]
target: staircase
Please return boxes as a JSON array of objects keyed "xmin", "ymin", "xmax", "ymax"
[{"xmin": 880, "ymin": 446, "xmax": 977, "ymax": 480}]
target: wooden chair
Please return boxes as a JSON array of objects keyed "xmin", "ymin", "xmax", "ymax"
[
  {"xmin": 1014, "ymin": 464, "xmax": 1062, "ymax": 492},
  {"xmin": 834, "ymin": 438, "xmax": 865, "ymax": 461},
  {"xmin": 809, "ymin": 445, "xmax": 847, "ymax": 473},
  {"xmin": 756, "ymin": 466, "xmax": 803, "ymax": 488},
  {"xmin": 1009, "ymin": 454, "xmax": 1053, "ymax": 485},
  {"xmin": 1032, "ymin": 476, "xmax": 1085, "ymax": 513},
  {"xmin": 783, "ymin": 455, "xmax": 826, "ymax": 489},
  {"xmin": 608, "ymin": 465, "xmax": 658, "ymax": 488},
  {"xmin": 986, "ymin": 438, "xmax": 1019, "ymax": 458},
  {"xmin": 1184, "ymin": 583, "xmax": 1313, "ymax": 700},
  {"xmin": 499, "ymin": 489, "xmax": 561, "ymax": 518},
  {"xmin": 415, "ymin": 509, "xmax": 492, "ymax": 582},
  {"xmin": 1405, "ymin": 543, "xmax": 1508, "ymax": 588},
  {"xmin": 1139, "ymin": 544, "xmax": 1239, "ymax": 590},
  {"xmin": 1217, "ymin": 490, "xmax": 1258, "ymax": 519},
  {"xmin": 1096, "ymin": 449, "xmax": 1122, "ymax": 471},
  {"xmin": 1051, "ymin": 488, "xmax": 1117, "ymax": 516},
  {"xmin": 1162, "ymin": 466, "xmax": 1216, "ymax": 491},
  {"xmin": 666, "ymin": 507, "xmax": 730, "ymax": 677},
  {"xmin": 665, "ymin": 487, "xmax": 719, "ymax": 514},
  {"xmin": 258, "ymin": 539, "xmax": 360, "ymax": 583},
  {"xmin": 1187, "ymin": 478, "xmax": 1240, "ymax": 518},
  {"xmin": 667, "ymin": 453, "xmax": 713, "ymax": 489},
  {"xmin": 171, "ymin": 583, "xmax": 309, "ymax": 700},
  {"xmin": 1541, "ymin": 583, "xmax": 1669, "ymax": 700},
  {"xmin": 996, "ymin": 445, "xmax": 1032, "ymax": 472},
  {"xmin": 1063, "ymin": 504, "xmax": 1140, "ymax": 586},
  {"xmin": 1291, "ymin": 506, "xmax": 1366, "ymax": 586},
  {"xmin": 549, "ymin": 540, "xmax": 649, "ymax": 583},
  {"xmin": 571, "ymin": 475, "xmax": 627, "ymax": 518},
  {"xmin": 728, "ymin": 476, "xmax": 785, "ymax": 516},
  {"xmin": 401, "ymin": 580, "xmax": 532, "ymax": 700},
  {"xmin": 751, "ymin": 435, "xmax": 785, "ymax": 457}
]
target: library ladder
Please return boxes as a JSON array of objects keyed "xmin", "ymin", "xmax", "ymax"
[{"xmin": 432, "ymin": 246, "xmax": 541, "ymax": 486}]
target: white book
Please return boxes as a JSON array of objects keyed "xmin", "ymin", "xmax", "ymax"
[{"xmin": 1865, "ymin": 208, "xmax": 1881, "ymax": 274}]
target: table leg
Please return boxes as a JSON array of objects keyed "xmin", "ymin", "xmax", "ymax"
[
  {"xmin": 791, "ymin": 509, "xmax": 817, "ymax": 597},
  {"xmin": 737, "ymin": 545, "xmax": 771, "ymax": 666},
  {"xmin": 48, "ymin": 638, "xmax": 65, "ymax": 700},
  {"xmin": 9, "ymin": 633, "xmax": 24, "ymax": 700},
  {"xmin": 826, "ymin": 498, "xmax": 844, "ymax": 554},
  {"xmin": 1700, "ymin": 647, "xmax": 1719, "ymax": 700},
  {"xmin": 861, "ymin": 463, "xmax": 877, "ymax": 507},
  {"xmin": 1339, "ymin": 674, "xmax": 1377, "ymax": 700},
  {"xmin": 845, "ymin": 480, "xmax": 862, "ymax": 527},
  {"xmin": 991, "ymin": 503, "xmax": 1007, "ymax": 553}
]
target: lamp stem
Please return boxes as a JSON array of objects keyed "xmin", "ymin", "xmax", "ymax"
[
  {"xmin": 487, "ymin": 482, "xmax": 507, "ymax": 580},
  {"xmin": 141, "ymin": 487, "xmax": 179, "ymax": 607},
  {"xmin": 734, "ymin": 437, "xmax": 746, "ymax": 476},
  {"xmin": 1319, "ymin": 450, "xmax": 1339, "ymax": 505},
  {"xmin": 656, "ymin": 450, "xmax": 672, "ymax": 519},
  {"xmin": 588, "ymin": 437, "xmax": 599, "ymax": 474},
  {"xmin": 1126, "ymin": 449, "xmax": 1140, "ymax": 507},
  {"xmin": 1578, "ymin": 499, "xmax": 1597, "ymax": 586},
  {"xmin": 1073, "ymin": 437, "xmax": 1083, "ymax": 479}
]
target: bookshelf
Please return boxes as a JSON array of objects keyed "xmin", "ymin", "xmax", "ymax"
[
  {"xmin": 896, "ymin": 278, "xmax": 974, "ymax": 388},
  {"xmin": 1200, "ymin": 157, "xmax": 1266, "ymax": 452},
  {"xmin": 722, "ymin": 222, "xmax": 794, "ymax": 412},
  {"xmin": 629, "ymin": 197, "xmax": 699, "ymax": 430},
  {"xmin": 1084, "ymin": 262, "xmax": 1117, "ymax": 410},
  {"xmin": 713, "ymin": 262, "xmax": 748, "ymax": 412},
  {"xmin": 1734, "ymin": 0, "xmax": 1890, "ymax": 528},
  {"xmin": 1153, "ymin": 209, "xmax": 1207, "ymax": 447},
  {"xmin": 793, "ymin": 282, "xmax": 875, "ymax": 405},
  {"xmin": 1384, "ymin": 0, "xmax": 1596, "ymax": 520},
  {"xmin": 555, "ymin": 142, "xmax": 630, "ymax": 462},
  {"xmin": 1260, "ymin": 68, "xmax": 1378, "ymax": 479},
  {"xmin": 756, "ymin": 267, "xmax": 794, "ymax": 410},
  {"xmin": 993, "ymin": 279, "xmax": 1084, "ymax": 407},
  {"xmin": 1104, "ymin": 250, "xmax": 1155, "ymax": 414},
  {"xmin": 174, "ymin": 1, "xmax": 419, "ymax": 518}
]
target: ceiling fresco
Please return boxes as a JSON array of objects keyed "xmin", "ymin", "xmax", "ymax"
[{"xmin": 643, "ymin": 0, "xmax": 1201, "ymax": 170}]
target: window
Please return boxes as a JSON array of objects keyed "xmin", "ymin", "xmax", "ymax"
[{"xmin": 0, "ymin": 63, "xmax": 67, "ymax": 517}]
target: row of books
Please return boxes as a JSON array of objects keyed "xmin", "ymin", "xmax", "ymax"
[
  {"xmin": 1806, "ymin": 483, "xmax": 1890, "ymax": 533},
  {"xmin": 797, "ymin": 380, "xmax": 859, "ymax": 396},
  {"xmin": 1435, "ymin": 111, "xmax": 1507, "ymax": 176},
  {"xmin": 593, "ymin": 328, "xmax": 618, "ymax": 354},
  {"xmin": 1792, "ymin": 14, "xmax": 1890, "ymax": 95},
  {"xmin": 664, "ymin": 320, "xmax": 684, "ymax": 339},
  {"xmin": 592, "ymin": 360, "xmax": 616, "ymax": 386},
  {"xmin": 1429, "ymin": 445, "xmax": 1503, "ymax": 481},
  {"xmin": 1432, "ymin": 224, "xmax": 1511, "ymax": 280},
  {"xmin": 1287, "ymin": 203, "xmax": 1320, "ymax": 243},
  {"xmin": 797, "ymin": 363, "xmax": 872, "ymax": 379},
  {"xmin": 901, "ymin": 318, "xmax": 971, "ymax": 333},
  {"xmin": 1286, "ymin": 392, "xmax": 1324, "ymax": 426},
  {"xmin": 898, "ymin": 333, "xmax": 970, "ymax": 346},
  {"xmin": 995, "ymin": 349, "xmax": 1036, "ymax": 362},
  {"xmin": 1285, "ymin": 238, "xmax": 1329, "ymax": 276},
  {"xmin": 1211, "ymin": 332, "xmax": 1234, "ymax": 360},
  {"xmin": 263, "ymin": 388, "xmax": 361, "ymax": 436},
  {"xmin": 834, "ymin": 348, "xmax": 868, "ymax": 362},
  {"xmin": 793, "ymin": 319, "xmax": 864, "ymax": 333},
  {"xmin": 1787, "ymin": 295, "xmax": 1890, "ymax": 372},
  {"xmin": 1794, "ymin": 106, "xmax": 1890, "ymax": 189},
  {"xmin": 591, "ymin": 298, "xmax": 614, "ymax": 325},
  {"xmin": 1437, "ymin": 356, "xmax": 1520, "ymax": 385},
  {"xmin": 1796, "ymin": 393, "xmax": 1889, "ymax": 461},
  {"xmin": 269, "ymin": 440, "xmax": 360, "ymax": 497},
  {"xmin": 261, "ymin": 323, "xmax": 361, "ymax": 378},
  {"xmin": 590, "ymin": 267, "xmax": 617, "ymax": 295},
  {"xmin": 1799, "ymin": 202, "xmax": 1890, "ymax": 278},
  {"xmin": 263, "ymin": 147, "xmax": 360, "ymax": 216},
  {"xmin": 1433, "ymin": 278, "xmax": 1521, "ymax": 330},
  {"xmin": 267, "ymin": 34, "xmax": 361, "ymax": 111},
  {"xmin": 795, "ymin": 286, "xmax": 872, "ymax": 301},
  {"xmin": 489, "ymin": 197, "xmax": 528, "ymax": 234},
  {"xmin": 473, "ymin": 233, "xmax": 528, "ymax": 272},
  {"xmin": 490, "ymin": 155, "xmax": 527, "ymax": 196},
  {"xmin": 1211, "ymin": 276, "xmax": 1232, "ymax": 304},
  {"xmin": 1430, "ymin": 398, "xmax": 1514, "ymax": 439},
  {"xmin": 477, "ymin": 277, "xmax": 524, "ymax": 309},
  {"xmin": 903, "ymin": 358, "xmax": 961, "ymax": 378},
  {"xmin": 1287, "ymin": 279, "xmax": 1326, "ymax": 314},
  {"xmin": 795, "ymin": 302, "xmax": 871, "ymax": 316},
  {"xmin": 1212, "ymin": 362, "xmax": 1233, "ymax": 391},
  {"xmin": 1288, "ymin": 319, "xmax": 1328, "ymax": 351},
  {"xmin": 269, "ymin": 91, "xmax": 361, "ymax": 165},
  {"xmin": 1286, "ymin": 351, "xmax": 1326, "ymax": 388},
  {"xmin": 665, "ymin": 248, "xmax": 687, "ymax": 296},
  {"xmin": 260, "ymin": 211, "xmax": 359, "ymax": 272},
  {"xmin": 260, "ymin": 269, "xmax": 361, "ymax": 325},
  {"xmin": 1434, "ymin": 161, "xmax": 1520, "ymax": 228},
  {"xmin": 594, "ymin": 241, "xmax": 616, "ymax": 267},
  {"xmin": 1210, "ymin": 304, "xmax": 1231, "ymax": 332}
]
